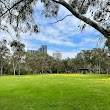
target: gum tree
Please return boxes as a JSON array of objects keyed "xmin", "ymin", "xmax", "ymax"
[
  {"xmin": 10, "ymin": 40, "xmax": 25, "ymax": 75},
  {"xmin": 0, "ymin": 39, "xmax": 9, "ymax": 75}
]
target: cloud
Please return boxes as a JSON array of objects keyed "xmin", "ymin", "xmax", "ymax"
[
  {"xmin": 1, "ymin": 1, "xmax": 105, "ymax": 59},
  {"xmin": 32, "ymin": 3, "xmax": 102, "ymax": 44}
]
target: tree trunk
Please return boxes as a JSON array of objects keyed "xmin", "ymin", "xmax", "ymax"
[
  {"xmin": 98, "ymin": 63, "xmax": 101, "ymax": 74},
  {"xmin": 13, "ymin": 68, "xmax": 16, "ymax": 75},
  {"xmin": 18, "ymin": 65, "xmax": 21, "ymax": 75},
  {"xmin": 0, "ymin": 67, "xmax": 3, "ymax": 75},
  {"xmin": 13, "ymin": 59, "xmax": 16, "ymax": 75},
  {"xmin": 41, "ymin": 65, "xmax": 44, "ymax": 73},
  {"xmin": 0, "ymin": 57, "xmax": 3, "ymax": 75},
  {"xmin": 49, "ymin": 67, "xmax": 52, "ymax": 73},
  {"xmin": 106, "ymin": 69, "xmax": 109, "ymax": 74}
]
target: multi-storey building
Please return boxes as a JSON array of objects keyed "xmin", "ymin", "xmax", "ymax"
[
  {"xmin": 38, "ymin": 45, "xmax": 47, "ymax": 54},
  {"xmin": 27, "ymin": 45, "xmax": 47, "ymax": 55},
  {"xmin": 27, "ymin": 50, "xmax": 37, "ymax": 55},
  {"xmin": 53, "ymin": 52, "xmax": 62, "ymax": 60}
]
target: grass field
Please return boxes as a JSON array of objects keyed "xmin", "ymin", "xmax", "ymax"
[{"xmin": 0, "ymin": 74, "xmax": 110, "ymax": 110}]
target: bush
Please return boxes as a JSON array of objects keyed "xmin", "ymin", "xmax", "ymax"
[{"xmin": 20, "ymin": 69, "xmax": 28, "ymax": 75}]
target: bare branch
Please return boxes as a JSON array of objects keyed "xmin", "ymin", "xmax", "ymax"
[{"xmin": 49, "ymin": 14, "xmax": 73, "ymax": 24}]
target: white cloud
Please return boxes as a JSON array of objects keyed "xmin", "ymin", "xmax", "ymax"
[{"xmin": 1, "ymin": 1, "xmax": 105, "ymax": 59}]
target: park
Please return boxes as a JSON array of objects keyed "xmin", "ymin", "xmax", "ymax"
[
  {"xmin": 0, "ymin": 74, "xmax": 110, "ymax": 110},
  {"xmin": 0, "ymin": 0, "xmax": 110, "ymax": 110}
]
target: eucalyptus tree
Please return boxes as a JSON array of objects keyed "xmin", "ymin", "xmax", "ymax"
[
  {"xmin": 62, "ymin": 58, "xmax": 70, "ymax": 73},
  {"xmin": 79, "ymin": 50, "xmax": 93, "ymax": 69},
  {"xmin": 0, "ymin": 39, "xmax": 10, "ymax": 75},
  {"xmin": 53, "ymin": 59, "xmax": 65, "ymax": 73},
  {"xmin": 25, "ymin": 53, "xmax": 37, "ymax": 74},
  {"xmin": 76, "ymin": 48, "xmax": 109, "ymax": 73},
  {"xmin": 1, "ymin": 0, "xmax": 110, "ymax": 48},
  {"xmin": 67, "ymin": 58, "xmax": 76, "ymax": 72},
  {"xmin": 46, "ymin": 55, "xmax": 56, "ymax": 73},
  {"xmin": 35, "ymin": 53, "xmax": 49, "ymax": 73},
  {"xmin": 25, "ymin": 52, "xmax": 55, "ymax": 74},
  {"xmin": 91, "ymin": 48, "xmax": 108, "ymax": 73},
  {"xmin": 10, "ymin": 40, "xmax": 25, "ymax": 75},
  {"xmin": 26, "ymin": 53, "xmax": 34, "ymax": 74}
]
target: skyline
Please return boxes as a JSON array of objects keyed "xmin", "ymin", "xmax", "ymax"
[{"xmin": 27, "ymin": 45, "xmax": 63, "ymax": 60}]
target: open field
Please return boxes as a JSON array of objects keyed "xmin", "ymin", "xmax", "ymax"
[{"xmin": 0, "ymin": 74, "xmax": 110, "ymax": 110}]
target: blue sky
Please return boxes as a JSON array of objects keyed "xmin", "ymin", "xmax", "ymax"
[{"xmin": 1, "ymin": 2, "xmax": 105, "ymax": 59}]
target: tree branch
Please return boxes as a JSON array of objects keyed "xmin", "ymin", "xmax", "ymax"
[
  {"xmin": 80, "ymin": 0, "xmax": 86, "ymax": 9},
  {"xmin": 1, "ymin": 0, "xmax": 8, "ymax": 9},
  {"xmin": 49, "ymin": 14, "xmax": 73, "ymax": 24},
  {"xmin": 0, "ymin": 0, "xmax": 25, "ymax": 18},
  {"xmin": 52, "ymin": 0, "xmax": 110, "ymax": 38}
]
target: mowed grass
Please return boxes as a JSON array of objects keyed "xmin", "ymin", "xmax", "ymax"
[{"xmin": 0, "ymin": 74, "xmax": 110, "ymax": 110}]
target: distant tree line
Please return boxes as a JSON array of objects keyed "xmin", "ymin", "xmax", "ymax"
[{"xmin": 0, "ymin": 39, "xmax": 110, "ymax": 75}]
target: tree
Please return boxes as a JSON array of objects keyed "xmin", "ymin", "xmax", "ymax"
[
  {"xmin": 0, "ymin": 39, "xmax": 10, "ymax": 75},
  {"xmin": 1, "ymin": 0, "xmax": 110, "ymax": 46},
  {"xmin": 76, "ymin": 48, "xmax": 110, "ymax": 74},
  {"xmin": 25, "ymin": 52, "xmax": 56, "ymax": 74},
  {"xmin": 46, "ymin": 55, "xmax": 56, "ymax": 73},
  {"xmin": 10, "ymin": 40, "xmax": 25, "ymax": 75},
  {"xmin": 70, "ymin": 56, "xmax": 84, "ymax": 73},
  {"xmin": 53, "ymin": 59, "xmax": 65, "ymax": 73},
  {"xmin": 78, "ymin": 50, "xmax": 93, "ymax": 70},
  {"xmin": 90, "ymin": 48, "xmax": 108, "ymax": 74}
]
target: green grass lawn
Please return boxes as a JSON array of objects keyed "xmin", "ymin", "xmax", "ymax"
[{"xmin": 0, "ymin": 74, "xmax": 110, "ymax": 110}]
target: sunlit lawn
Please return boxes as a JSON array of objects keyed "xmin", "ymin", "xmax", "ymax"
[{"xmin": 0, "ymin": 74, "xmax": 110, "ymax": 110}]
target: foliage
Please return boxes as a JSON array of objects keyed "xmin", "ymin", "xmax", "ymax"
[
  {"xmin": 0, "ymin": 39, "xmax": 110, "ymax": 75},
  {"xmin": 24, "ymin": 47, "xmax": 110, "ymax": 74},
  {"xmin": 1, "ymin": 0, "xmax": 110, "ymax": 59},
  {"xmin": 10, "ymin": 40, "xmax": 25, "ymax": 75},
  {"xmin": 0, "ymin": 39, "xmax": 10, "ymax": 75},
  {"xmin": 1, "ymin": 0, "xmax": 110, "ymax": 38},
  {"xmin": 20, "ymin": 69, "xmax": 28, "ymax": 75}
]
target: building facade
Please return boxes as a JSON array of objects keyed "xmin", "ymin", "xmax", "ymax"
[
  {"xmin": 38, "ymin": 45, "xmax": 47, "ymax": 54},
  {"xmin": 27, "ymin": 50, "xmax": 37, "ymax": 55},
  {"xmin": 53, "ymin": 52, "xmax": 62, "ymax": 60},
  {"xmin": 27, "ymin": 45, "xmax": 47, "ymax": 55}
]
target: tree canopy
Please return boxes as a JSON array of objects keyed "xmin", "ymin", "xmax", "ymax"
[{"xmin": 1, "ymin": 43, "xmax": 110, "ymax": 75}]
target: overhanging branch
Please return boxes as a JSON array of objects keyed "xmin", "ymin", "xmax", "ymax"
[{"xmin": 52, "ymin": 0, "xmax": 110, "ymax": 38}]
